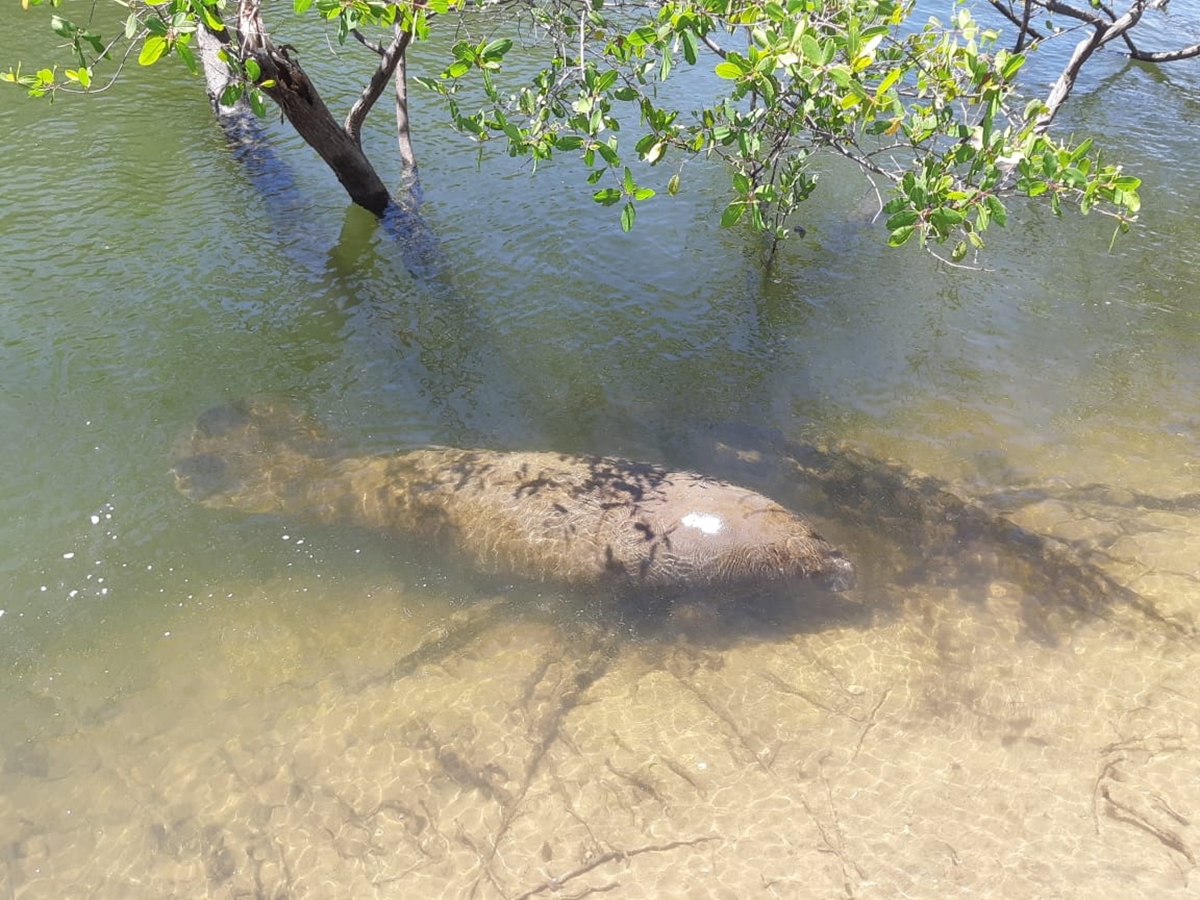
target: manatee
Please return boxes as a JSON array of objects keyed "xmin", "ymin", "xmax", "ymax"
[{"xmin": 171, "ymin": 399, "xmax": 856, "ymax": 594}]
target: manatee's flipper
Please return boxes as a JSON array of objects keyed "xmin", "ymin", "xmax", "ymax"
[{"xmin": 171, "ymin": 398, "xmax": 339, "ymax": 514}]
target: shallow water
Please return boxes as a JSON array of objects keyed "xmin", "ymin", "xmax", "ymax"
[{"xmin": 3, "ymin": 2, "xmax": 1200, "ymax": 897}]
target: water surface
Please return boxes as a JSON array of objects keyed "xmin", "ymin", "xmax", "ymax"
[{"xmin": 2, "ymin": 3, "xmax": 1200, "ymax": 897}]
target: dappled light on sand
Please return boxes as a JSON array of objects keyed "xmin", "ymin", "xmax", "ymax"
[{"xmin": 3, "ymin": 431, "xmax": 1199, "ymax": 900}]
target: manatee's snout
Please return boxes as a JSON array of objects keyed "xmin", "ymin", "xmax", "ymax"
[
  {"xmin": 820, "ymin": 553, "xmax": 857, "ymax": 592},
  {"xmin": 172, "ymin": 453, "xmax": 231, "ymax": 501}
]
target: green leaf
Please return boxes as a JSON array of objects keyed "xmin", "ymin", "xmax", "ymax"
[
  {"xmin": 625, "ymin": 26, "xmax": 657, "ymax": 47},
  {"xmin": 50, "ymin": 15, "xmax": 76, "ymax": 38},
  {"xmin": 714, "ymin": 61, "xmax": 744, "ymax": 80},
  {"xmin": 594, "ymin": 69, "xmax": 618, "ymax": 93},
  {"xmin": 138, "ymin": 35, "xmax": 168, "ymax": 66},
  {"xmin": 176, "ymin": 41, "xmax": 197, "ymax": 75},
  {"xmin": 985, "ymin": 195, "xmax": 1007, "ymax": 226},
  {"xmin": 681, "ymin": 29, "xmax": 698, "ymax": 66},
  {"xmin": 720, "ymin": 202, "xmax": 745, "ymax": 228},
  {"xmin": 220, "ymin": 83, "xmax": 243, "ymax": 107},
  {"xmin": 593, "ymin": 188, "xmax": 622, "ymax": 207},
  {"xmin": 885, "ymin": 210, "xmax": 920, "ymax": 230},
  {"xmin": 1000, "ymin": 53, "xmax": 1025, "ymax": 81},
  {"xmin": 800, "ymin": 33, "xmax": 822, "ymax": 65},
  {"xmin": 1068, "ymin": 137, "xmax": 1094, "ymax": 164},
  {"xmin": 621, "ymin": 202, "xmax": 636, "ymax": 232},
  {"xmin": 195, "ymin": 2, "xmax": 224, "ymax": 31},
  {"xmin": 595, "ymin": 142, "xmax": 620, "ymax": 166},
  {"xmin": 875, "ymin": 67, "xmax": 902, "ymax": 99},
  {"xmin": 887, "ymin": 225, "xmax": 915, "ymax": 247},
  {"xmin": 929, "ymin": 208, "xmax": 964, "ymax": 231},
  {"xmin": 481, "ymin": 39, "xmax": 513, "ymax": 60},
  {"xmin": 249, "ymin": 89, "xmax": 267, "ymax": 117},
  {"xmin": 827, "ymin": 66, "xmax": 852, "ymax": 89},
  {"xmin": 295, "ymin": 0, "xmax": 314, "ymax": 12},
  {"xmin": 666, "ymin": 173, "xmax": 680, "ymax": 196}
]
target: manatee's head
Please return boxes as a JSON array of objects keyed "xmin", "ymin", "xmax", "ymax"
[
  {"xmin": 172, "ymin": 451, "xmax": 236, "ymax": 502},
  {"xmin": 170, "ymin": 398, "xmax": 336, "ymax": 512}
]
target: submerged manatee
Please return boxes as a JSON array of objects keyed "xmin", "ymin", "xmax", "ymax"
[{"xmin": 171, "ymin": 400, "xmax": 856, "ymax": 594}]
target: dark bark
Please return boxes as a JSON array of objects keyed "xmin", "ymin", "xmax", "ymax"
[
  {"xmin": 195, "ymin": 6, "xmax": 444, "ymax": 280},
  {"xmin": 219, "ymin": 0, "xmax": 392, "ymax": 215},
  {"xmin": 350, "ymin": 24, "xmax": 421, "ymax": 203}
]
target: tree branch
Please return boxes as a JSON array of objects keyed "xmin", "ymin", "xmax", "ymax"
[
  {"xmin": 234, "ymin": 0, "xmax": 391, "ymax": 213},
  {"xmin": 1035, "ymin": 0, "xmax": 1155, "ymax": 132},
  {"xmin": 395, "ymin": 27, "xmax": 418, "ymax": 176},
  {"xmin": 1126, "ymin": 41, "xmax": 1200, "ymax": 62},
  {"xmin": 699, "ymin": 32, "xmax": 728, "ymax": 60},
  {"xmin": 344, "ymin": 25, "xmax": 413, "ymax": 145},
  {"xmin": 986, "ymin": 0, "xmax": 1048, "ymax": 50},
  {"xmin": 349, "ymin": 28, "xmax": 387, "ymax": 56}
]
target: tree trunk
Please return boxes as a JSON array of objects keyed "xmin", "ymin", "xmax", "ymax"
[
  {"xmin": 395, "ymin": 41, "xmax": 418, "ymax": 177},
  {"xmin": 254, "ymin": 49, "xmax": 392, "ymax": 214},
  {"xmin": 231, "ymin": 0, "xmax": 393, "ymax": 215}
]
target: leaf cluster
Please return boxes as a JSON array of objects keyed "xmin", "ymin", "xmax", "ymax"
[
  {"xmin": 414, "ymin": 0, "xmax": 1142, "ymax": 256},
  {"xmin": 4, "ymin": 0, "xmax": 1145, "ymax": 257}
]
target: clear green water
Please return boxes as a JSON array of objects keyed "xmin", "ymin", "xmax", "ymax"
[{"xmin": 2, "ymin": 4, "xmax": 1200, "ymax": 897}]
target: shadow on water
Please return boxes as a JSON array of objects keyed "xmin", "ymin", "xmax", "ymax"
[{"xmin": 657, "ymin": 420, "xmax": 1196, "ymax": 642}]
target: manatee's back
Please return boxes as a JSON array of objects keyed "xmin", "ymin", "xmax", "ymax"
[
  {"xmin": 378, "ymin": 449, "xmax": 855, "ymax": 592},
  {"xmin": 348, "ymin": 448, "xmax": 631, "ymax": 583}
]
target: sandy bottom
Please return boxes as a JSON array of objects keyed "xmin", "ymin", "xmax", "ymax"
[{"xmin": 3, "ymin": 480, "xmax": 1199, "ymax": 900}]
